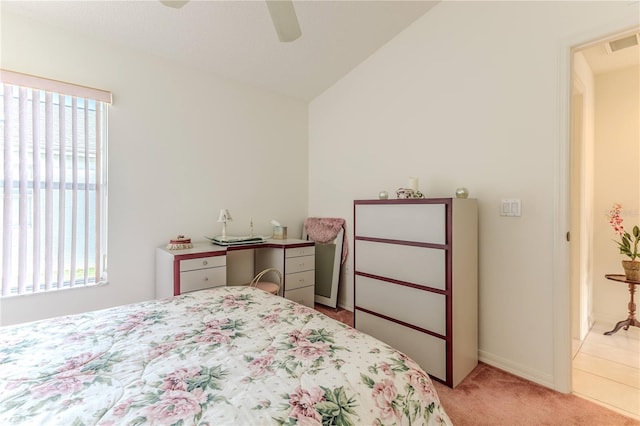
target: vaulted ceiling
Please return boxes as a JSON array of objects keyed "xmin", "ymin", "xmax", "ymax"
[{"xmin": 2, "ymin": 0, "xmax": 439, "ymax": 101}]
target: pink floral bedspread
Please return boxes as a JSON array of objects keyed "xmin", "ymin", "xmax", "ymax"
[{"xmin": 0, "ymin": 286, "xmax": 451, "ymax": 425}]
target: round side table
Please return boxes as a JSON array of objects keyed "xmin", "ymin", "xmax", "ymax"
[{"xmin": 603, "ymin": 274, "xmax": 640, "ymax": 336}]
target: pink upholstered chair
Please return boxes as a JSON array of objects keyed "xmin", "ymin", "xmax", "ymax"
[{"xmin": 248, "ymin": 268, "xmax": 282, "ymax": 296}]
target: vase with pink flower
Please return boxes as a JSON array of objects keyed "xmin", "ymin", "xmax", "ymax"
[{"xmin": 608, "ymin": 203, "xmax": 640, "ymax": 282}]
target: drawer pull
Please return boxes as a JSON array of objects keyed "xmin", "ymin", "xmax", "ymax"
[
  {"xmin": 203, "ymin": 260, "xmax": 208, "ymax": 266},
  {"xmin": 204, "ymin": 277, "xmax": 209, "ymax": 281}
]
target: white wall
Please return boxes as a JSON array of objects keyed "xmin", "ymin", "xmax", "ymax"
[
  {"xmin": 593, "ymin": 65, "xmax": 640, "ymax": 323},
  {"xmin": 0, "ymin": 11, "xmax": 308, "ymax": 325},
  {"xmin": 308, "ymin": 1, "xmax": 638, "ymax": 388}
]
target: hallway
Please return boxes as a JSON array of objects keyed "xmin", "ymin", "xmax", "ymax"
[{"xmin": 573, "ymin": 321, "xmax": 640, "ymax": 420}]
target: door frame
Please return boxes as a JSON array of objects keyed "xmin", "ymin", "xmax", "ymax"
[{"xmin": 555, "ymin": 21, "xmax": 640, "ymax": 393}]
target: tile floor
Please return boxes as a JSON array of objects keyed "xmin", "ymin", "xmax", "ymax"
[{"xmin": 572, "ymin": 321, "xmax": 640, "ymax": 421}]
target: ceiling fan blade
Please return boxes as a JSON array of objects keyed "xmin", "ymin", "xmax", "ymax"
[
  {"xmin": 160, "ymin": 0, "xmax": 189, "ymax": 9},
  {"xmin": 266, "ymin": 0, "xmax": 301, "ymax": 42}
]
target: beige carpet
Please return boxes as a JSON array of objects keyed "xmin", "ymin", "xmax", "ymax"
[
  {"xmin": 432, "ymin": 362, "xmax": 639, "ymax": 426},
  {"xmin": 314, "ymin": 304, "xmax": 354, "ymax": 327},
  {"xmin": 312, "ymin": 306, "xmax": 636, "ymax": 425}
]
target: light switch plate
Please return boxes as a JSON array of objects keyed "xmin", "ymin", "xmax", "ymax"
[{"xmin": 501, "ymin": 199, "xmax": 521, "ymax": 217}]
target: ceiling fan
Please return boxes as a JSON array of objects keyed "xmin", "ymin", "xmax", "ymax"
[{"xmin": 159, "ymin": 0, "xmax": 302, "ymax": 42}]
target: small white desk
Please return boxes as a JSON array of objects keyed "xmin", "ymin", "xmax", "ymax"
[{"xmin": 155, "ymin": 239, "xmax": 316, "ymax": 307}]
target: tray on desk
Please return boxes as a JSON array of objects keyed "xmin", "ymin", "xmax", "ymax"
[{"xmin": 205, "ymin": 236, "xmax": 268, "ymax": 246}]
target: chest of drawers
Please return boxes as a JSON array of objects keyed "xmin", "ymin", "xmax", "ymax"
[
  {"xmin": 354, "ymin": 198, "xmax": 478, "ymax": 387},
  {"xmin": 156, "ymin": 244, "xmax": 227, "ymax": 299},
  {"xmin": 255, "ymin": 244, "xmax": 316, "ymax": 307}
]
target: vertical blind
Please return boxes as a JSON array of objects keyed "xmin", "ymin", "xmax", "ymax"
[{"xmin": 1, "ymin": 70, "xmax": 111, "ymax": 296}]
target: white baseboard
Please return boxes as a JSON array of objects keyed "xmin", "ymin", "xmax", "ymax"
[
  {"xmin": 478, "ymin": 350, "xmax": 555, "ymax": 390},
  {"xmin": 593, "ymin": 311, "xmax": 624, "ymax": 325}
]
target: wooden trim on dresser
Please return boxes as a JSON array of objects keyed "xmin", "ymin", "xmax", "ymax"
[
  {"xmin": 227, "ymin": 241, "xmax": 314, "ymax": 250},
  {"xmin": 355, "ymin": 271, "xmax": 447, "ymax": 295},
  {"xmin": 173, "ymin": 259, "xmax": 180, "ymax": 297},
  {"xmin": 354, "ymin": 198, "xmax": 453, "ymax": 205},
  {"xmin": 444, "ymin": 198, "xmax": 454, "ymax": 389},
  {"xmin": 355, "ymin": 306, "xmax": 447, "ymax": 340},
  {"xmin": 355, "ymin": 236, "xmax": 447, "ymax": 250}
]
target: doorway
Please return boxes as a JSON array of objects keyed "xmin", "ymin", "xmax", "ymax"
[{"xmin": 570, "ymin": 29, "xmax": 640, "ymax": 420}]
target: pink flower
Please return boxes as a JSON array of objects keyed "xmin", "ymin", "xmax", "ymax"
[
  {"xmin": 197, "ymin": 319, "xmax": 232, "ymax": 344},
  {"xmin": 407, "ymin": 369, "xmax": 435, "ymax": 400},
  {"xmin": 222, "ymin": 294, "xmax": 246, "ymax": 308},
  {"xmin": 67, "ymin": 332, "xmax": 96, "ymax": 342},
  {"xmin": 195, "ymin": 330, "xmax": 231, "ymax": 344},
  {"xmin": 112, "ymin": 399, "xmax": 133, "ymax": 417},
  {"xmin": 379, "ymin": 362, "xmax": 394, "ymax": 377},
  {"xmin": 289, "ymin": 386, "xmax": 324, "ymax": 422},
  {"xmin": 149, "ymin": 342, "xmax": 177, "ymax": 359},
  {"xmin": 31, "ymin": 377, "xmax": 84, "ymax": 398},
  {"xmin": 261, "ymin": 313, "xmax": 280, "ymax": 324},
  {"xmin": 291, "ymin": 343, "xmax": 329, "ymax": 359},
  {"xmin": 62, "ymin": 397, "xmax": 83, "ymax": 408},
  {"xmin": 293, "ymin": 305, "xmax": 315, "ymax": 316},
  {"xmin": 372, "ymin": 379, "xmax": 399, "ymax": 420},
  {"xmin": 145, "ymin": 390, "xmax": 205, "ymax": 424},
  {"xmin": 248, "ymin": 355, "xmax": 274, "ymax": 377},
  {"xmin": 59, "ymin": 352, "xmax": 95, "ymax": 372},
  {"xmin": 609, "ymin": 203, "xmax": 625, "ymax": 235},
  {"xmin": 606, "ymin": 203, "xmax": 640, "ymax": 260},
  {"xmin": 162, "ymin": 368, "xmax": 197, "ymax": 391},
  {"xmin": 288, "ymin": 329, "xmax": 311, "ymax": 344},
  {"xmin": 116, "ymin": 312, "xmax": 156, "ymax": 332},
  {"xmin": 203, "ymin": 318, "xmax": 229, "ymax": 330}
]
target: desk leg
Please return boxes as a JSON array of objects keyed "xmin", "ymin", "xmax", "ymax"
[{"xmin": 604, "ymin": 283, "xmax": 639, "ymax": 335}]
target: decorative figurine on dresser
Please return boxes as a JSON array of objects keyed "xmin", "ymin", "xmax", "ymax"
[{"xmin": 353, "ymin": 197, "xmax": 478, "ymax": 387}]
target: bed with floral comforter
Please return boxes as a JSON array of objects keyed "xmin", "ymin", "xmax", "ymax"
[{"xmin": 0, "ymin": 286, "xmax": 451, "ymax": 425}]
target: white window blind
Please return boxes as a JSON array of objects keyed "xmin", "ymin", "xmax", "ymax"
[{"xmin": 0, "ymin": 70, "xmax": 111, "ymax": 297}]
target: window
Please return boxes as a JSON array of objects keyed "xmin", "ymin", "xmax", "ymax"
[{"xmin": 1, "ymin": 70, "xmax": 111, "ymax": 296}]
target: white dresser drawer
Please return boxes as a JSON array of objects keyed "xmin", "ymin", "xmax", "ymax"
[
  {"xmin": 285, "ymin": 270, "xmax": 315, "ymax": 291},
  {"xmin": 180, "ymin": 266, "xmax": 226, "ymax": 293},
  {"xmin": 285, "ymin": 255, "xmax": 314, "ymax": 274},
  {"xmin": 356, "ymin": 203, "xmax": 446, "ymax": 244},
  {"xmin": 355, "ymin": 240, "xmax": 446, "ymax": 290},
  {"xmin": 285, "ymin": 285, "xmax": 314, "ymax": 308},
  {"xmin": 180, "ymin": 255, "xmax": 226, "ymax": 272},
  {"xmin": 356, "ymin": 310, "xmax": 447, "ymax": 381},
  {"xmin": 286, "ymin": 246, "xmax": 315, "ymax": 258},
  {"xmin": 356, "ymin": 275, "xmax": 446, "ymax": 335}
]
